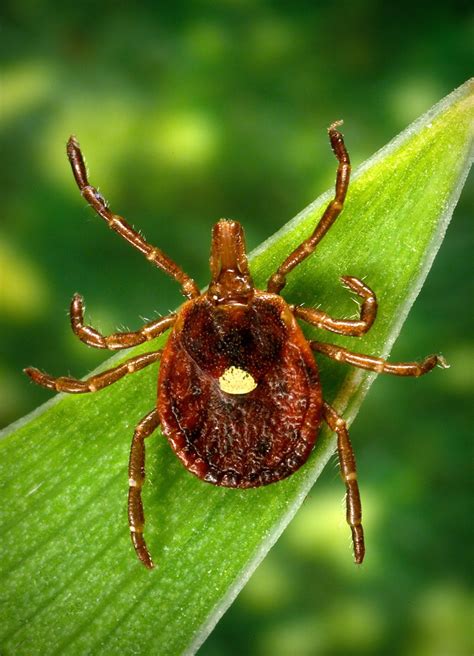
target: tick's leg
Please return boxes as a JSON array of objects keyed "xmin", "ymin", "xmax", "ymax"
[
  {"xmin": 311, "ymin": 341, "xmax": 448, "ymax": 376},
  {"xmin": 70, "ymin": 293, "xmax": 176, "ymax": 350},
  {"xmin": 128, "ymin": 408, "xmax": 160, "ymax": 569},
  {"xmin": 323, "ymin": 401, "xmax": 364, "ymax": 564},
  {"xmin": 67, "ymin": 137, "xmax": 200, "ymax": 300},
  {"xmin": 294, "ymin": 276, "xmax": 377, "ymax": 336},
  {"xmin": 24, "ymin": 350, "xmax": 162, "ymax": 393},
  {"xmin": 268, "ymin": 122, "xmax": 351, "ymax": 294}
]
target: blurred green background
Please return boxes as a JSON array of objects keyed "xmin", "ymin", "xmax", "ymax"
[{"xmin": 1, "ymin": 1, "xmax": 472, "ymax": 654}]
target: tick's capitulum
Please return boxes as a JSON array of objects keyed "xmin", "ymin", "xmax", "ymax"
[{"xmin": 25, "ymin": 123, "xmax": 448, "ymax": 569}]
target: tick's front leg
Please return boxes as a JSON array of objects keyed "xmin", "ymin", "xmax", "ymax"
[
  {"xmin": 128, "ymin": 408, "xmax": 161, "ymax": 569},
  {"xmin": 268, "ymin": 122, "xmax": 351, "ymax": 294},
  {"xmin": 67, "ymin": 137, "xmax": 199, "ymax": 300},
  {"xmin": 323, "ymin": 402, "xmax": 365, "ymax": 564}
]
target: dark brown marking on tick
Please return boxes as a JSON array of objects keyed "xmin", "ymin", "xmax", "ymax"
[{"xmin": 25, "ymin": 123, "xmax": 448, "ymax": 569}]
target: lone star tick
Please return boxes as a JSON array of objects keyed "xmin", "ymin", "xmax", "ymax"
[{"xmin": 25, "ymin": 122, "xmax": 448, "ymax": 569}]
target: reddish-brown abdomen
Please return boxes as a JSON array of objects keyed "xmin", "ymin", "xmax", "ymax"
[{"xmin": 158, "ymin": 292, "xmax": 323, "ymax": 487}]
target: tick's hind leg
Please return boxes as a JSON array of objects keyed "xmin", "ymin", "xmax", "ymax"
[
  {"xmin": 128, "ymin": 408, "xmax": 161, "ymax": 569},
  {"xmin": 311, "ymin": 341, "xmax": 448, "ymax": 376},
  {"xmin": 70, "ymin": 293, "xmax": 176, "ymax": 350},
  {"xmin": 323, "ymin": 402, "xmax": 365, "ymax": 564},
  {"xmin": 24, "ymin": 350, "xmax": 162, "ymax": 393}
]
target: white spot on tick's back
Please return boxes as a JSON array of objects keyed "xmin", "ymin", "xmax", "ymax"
[{"xmin": 219, "ymin": 366, "xmax": 257, "ymax": 395}]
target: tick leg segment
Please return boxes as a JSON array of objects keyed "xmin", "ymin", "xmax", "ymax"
[
  {"xmin": 66, "ymin": 137, "xmax": 200, "ymax": 300},
  {"xmin": 70, "ymin": 293, "xmax": 176, "ymax": 350},
  {"xmin": 311, "ymin": 341, "xmax": 448, "ymax": 376},
  {"xmin": 294, "ymin": 276, "xmax": 377, "ymax": 336},
  {"xmin": 323, "ymin": 401, "xmax": 365, "ymax": 564},
  {"xmin": 267, "ymin": 122, "xmax": 351, "ymax": 294},
  {"xmin": 24, "ymin": 350, "xmax": 162, "ymax": 393},
  {"xmin": 128, "ymin": 408, "xmax": 160, "ymax": 569}
]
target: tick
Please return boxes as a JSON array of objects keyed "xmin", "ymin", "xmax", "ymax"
[{"xmin": 25, "ymin": 123, "xmax": 447, "ymax": 569}]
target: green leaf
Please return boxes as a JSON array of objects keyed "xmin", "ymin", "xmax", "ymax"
[{"xmin": 1, "ymin": 80, "xmax": 472, "ymax": 656}]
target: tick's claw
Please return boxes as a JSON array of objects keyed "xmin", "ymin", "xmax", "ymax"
[
  {"xmin": 133, "ymin": 538, "xmax": 155, "ymax": 570},
  {"xmin": 437, "ymin": 355, "xmax": 450, "ymax": 369},
  {"xmin": 24, "ymin": 367, "xmax": 41, "ymax": 381},
  {"xmin": 328, "ymin": 119, "xmax": 344, "ymax": 133},
  {"xmin": 340, "ymin": 275, "xmax": 359, "ymax": 291},
  {"xmin": 140, "ymin": 553, "xmax": 155, "ymax": 570}
]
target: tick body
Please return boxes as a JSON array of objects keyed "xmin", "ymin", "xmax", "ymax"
[
  {"xmin": 159, "ymin": 286, "xmax": 322, "ymax": 488},
  {"xmin": 25, "ymin": 123, "xmax": 447, "ymax": 569}
]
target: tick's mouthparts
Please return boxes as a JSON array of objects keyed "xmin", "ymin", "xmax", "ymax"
[{"xmin": 210, "ymin": 219, "xmax": 250, "ymax": 278}]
